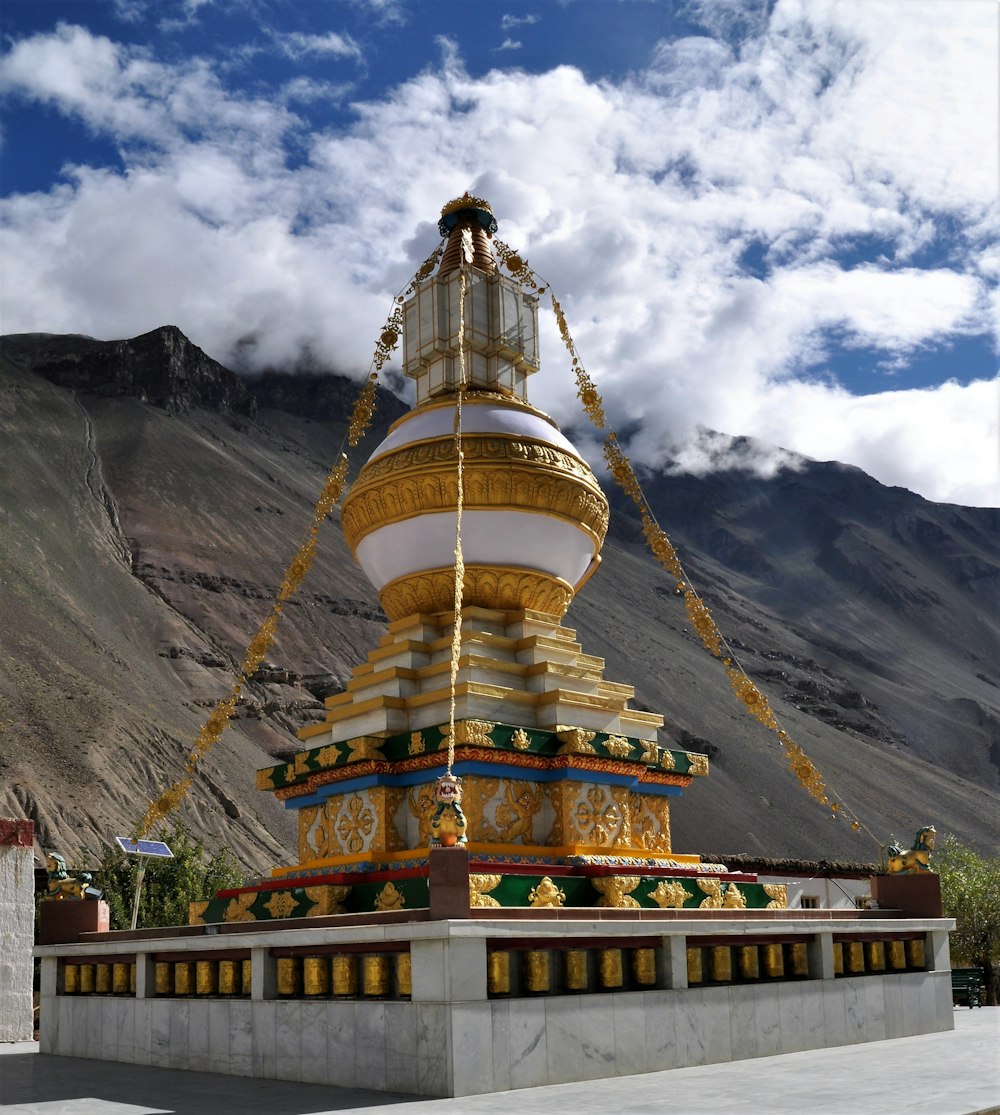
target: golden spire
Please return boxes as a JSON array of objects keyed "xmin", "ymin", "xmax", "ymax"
[{"xmin": 437, "ymin": 193, "xmax": 497, "ymax": 275}]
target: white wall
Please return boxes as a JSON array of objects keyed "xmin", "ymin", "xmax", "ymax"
[{"xmin": 0, "ymin": 822, "xmax": 35, "ymax": 1041}]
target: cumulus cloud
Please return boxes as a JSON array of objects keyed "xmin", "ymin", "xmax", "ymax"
[{"xmin": 0, "ymin": 1, "xmax": 996, "ymax": 507}]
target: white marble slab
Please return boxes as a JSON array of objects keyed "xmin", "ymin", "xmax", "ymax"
[
  {"xmin": 450, "ymin": 1002, "xmax": 495, "ymax": 1096},
  {"xmin": 544, "ymin": 996, "xmax": 584, "ymax": 1084},
  {"xmin": 644, "ymin": 990, "xmax": 680, "ymax": 1072},
  {"xmin": 776, "ymin": 981, "xmax": 807, "ymax": 1053},
  {"xmin": 752, "ymin": 984, "xmax": 782, "ymax": 1058},
  {"xmin": 415, "ymin": 1003, "xmax": 448, "ymax": 1095},
  {"xmin": 507, "ymin": 998, "xmax": 548, "ymax": 1090},
  {"xmin": 326, "ymin": 1001, "xmax": 359, "ymax": 1089},
  {"xmin": 354, "ymin": 1000, "xmax": 387, "ymax": 1087},
  {"xmin": 610, "ymin": 991, "xmax": 646, "ymax": 1078},
  {"xmin": 728, "ymin": 986, "xmax": 758, "ymax": 1061},
  {"xmin": 384, "ymin": 1001, "xmax": 419, "ymax": 1094}
]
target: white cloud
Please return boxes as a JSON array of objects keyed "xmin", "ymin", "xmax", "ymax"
[
  {"xmin": 495, "ymin": 39, "xmax": 522, "ymax": 53},
  {"xmin": 0, "ymin": 1, "xmax": 997, "ymax": 507},
  {"xmin": 273, "ymin": 31, "xmax": 362, "ymax": 61},
  {"xmin": 500, "ymin": 14, "xmax": 539, "ymax": 30}
]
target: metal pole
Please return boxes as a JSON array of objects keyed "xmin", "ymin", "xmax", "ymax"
[{"xmin": 130, "ymin": 863, "xmax": 146, "ymax": 931}]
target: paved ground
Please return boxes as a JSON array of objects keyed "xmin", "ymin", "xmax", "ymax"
[{"xmin": 1, "ymin": 1009, "xmax": 997, "ymax": 1115}]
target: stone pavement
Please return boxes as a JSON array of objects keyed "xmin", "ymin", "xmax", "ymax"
[{"xmin": 1, "ymin": 1009, "xmax": 997, "ymax": 1115}]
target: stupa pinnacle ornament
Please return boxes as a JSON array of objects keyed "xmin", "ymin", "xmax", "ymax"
[{"xmin": 341, "ymin": 194, "xmax": 608, "ymax": 621}]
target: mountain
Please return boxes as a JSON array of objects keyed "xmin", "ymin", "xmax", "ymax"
[{"xmin": 1, "ymin": 327, "xmax": 998, "ymax": 873}]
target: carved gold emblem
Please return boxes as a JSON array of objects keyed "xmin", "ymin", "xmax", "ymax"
[
  {"xmin": 686, "ymin": 753, "xmax": 709, "ymax": 776},
  {"xmin": 511, "ymin": 728, "xmax": 531, "ymax": 751},
  {"xmin": 723, "ymin": 883, "xmax": 747, "ymax": 909},
  {"xmin": 697, "ymin": 879, "xmax": 724, "ymax": 909},
  {"xmin": 528, "ymin": 877, "xmax": 566, "ymax": 907},
  {"xmin": 593, "ymin": 875, "xmax": 642, "ymax": 908},
  {"xmin": 408, "ymin": 731, "xmax": 426, "ymax": 755},
  {"xmin": 316, "ymin": 745, "xmax": 341, "ymax": 768},
  {"xmin": 335, "ymin": 793, "xmax": 376, "ymax": 853},
  {"xmin": 495, "ymin": 781, "xmax": 541, "ymax": 843},
  {"xmin": 374, "ymin": 882, "xmax": 406, "ymax": 911},
  {"xmin": 660, "ymin": 750, "xmax": 676, "ymax": 771},
  {"xmin": 255, "ymin": 768, "xmax": 276, "ymax": 791},
  {"xmin": 263, "ymin": 891, "xmax": 298, "ymax": 920},
  {"xmin": 293, "ymin": 752, "xmax": 311, "ymax": 778},
  {"xmin": 345, "ymin": 736, "xmax": 387, "ymax": 762},
  {"xmin": 639, "ymin": 741, "xmax": 659, "ymax": 765},
  {"xmin": 763, "ymin": 883, "xmax": 788, "ymax": 909},
  {"xmin": 648, "ymin": 880, "xmax": 689, "ymax": 909},
  {"xmin": 603, "ymin": 735, "xmax": 633, "ymax": 759},
  {"xmin": 223, "ymin": 893, "xmax": 257, "ymax": 922},
  {"xmin": 188, "ymin": 901, "xmax": 209, "ymax": 925},
  {"xmin": 303, "ymin": 885, "xmax": 351, "ymax": 916},
  {"xmin": 470, "ymin": 874, "xmax": 503, "ymax": 907},
  {"xmin": 556, "ymin": 727, "xmax": 597, "ymax": 755}
]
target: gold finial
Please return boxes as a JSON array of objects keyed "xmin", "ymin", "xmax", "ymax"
[{"xmin": 438, "ymin": 193, "xmax": 498, "ymax": 237}]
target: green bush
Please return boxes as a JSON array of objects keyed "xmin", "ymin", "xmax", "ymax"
[
  {"xmin": 936, "ymin": 835, "xmax": 1000, "ymax": 1005},
  {"xmin": 92, "ymin": 822, "xmax": 246, "ymax": 929}
]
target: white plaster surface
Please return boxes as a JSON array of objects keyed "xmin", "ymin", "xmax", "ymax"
[{"xmin": 0, "ymin": 837, "xmax": 34, "ymax": 1041}]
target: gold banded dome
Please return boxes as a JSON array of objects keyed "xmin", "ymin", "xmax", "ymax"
[{"xmin": 340, "ymin": 199, "xmax": 608, "ymax": 621}]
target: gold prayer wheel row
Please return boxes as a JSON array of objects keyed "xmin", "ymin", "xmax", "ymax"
[
  {"xmin": 832, "ymin": 938, "xmax": 925, "ymax": 976},
  {"xmin": 487, "ymin": 947, "xmax": 658, "ymax": 996},
  {"xmin": 276, "ymin": 953, "xmax": 411, "ymax": 999},
  {"xmin": 687, "ymin": 942, "xmax": 810, "ymax": 984},
  {"xmin": 153, "ymin": 959, "xmax": 252, "ymax": 997},
  {"xmin": 63, "ymin": 962, "xmax": 136, "ymax": 995}
]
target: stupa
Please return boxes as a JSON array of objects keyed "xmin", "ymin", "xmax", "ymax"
[
  {"xmin": 192, "ymin": 194, "xmax": 776, "ymax": 922},
  {"xmin": 37, "ymin": 197, "xmax": 956, "ymax": 1099}
]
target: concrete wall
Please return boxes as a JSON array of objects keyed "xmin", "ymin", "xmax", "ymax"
[
  {"xmin": 0, "ymin": 819, "xmax": 35, "ymax": 1042},
  {"xmin": 39, "ymin": 969, "xmax": 954, "ymax": 1096}
]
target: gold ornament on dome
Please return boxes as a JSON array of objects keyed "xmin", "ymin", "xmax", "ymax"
[
  {"xmin": 528, "ymin": 877, "xmax": 565, "ymax": 907},
  {"xmin": 379, "ymin": 566, "xmax": 574, "ymax": 622},
  {"xmin": 593, "ymin": 876, "xmax": 642, "ymax": 908},
  {"xmin": 763, "ymin": 883, "xmax": 788, "ymax": 909},
  {"xmin": 440, "ymin": 192, "xmax": 495, "ymax": 220},
  {"xmin": 263, "ymin": 891, "xmax": 298, "ymax": 920},
  {"xmin": 648, "ymin": 880, "xmax": 690, "ymax": 909},
  {"xmin": 470, "ymin": 874, "xmax": 503, "ymax": 907},
  {"xmin": 511, "ymin": 728, "xmax": 531, "ymax": 751},
  {"xmin": 374, "ymin": 882, "xmax": 406, "ymax": 911},
  {"xmin": 341, "ymin": 443, "xmax": 609, "ymax": 554}
]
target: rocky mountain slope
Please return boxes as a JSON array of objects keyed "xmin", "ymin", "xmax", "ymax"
[{"xmin": 2, "ymin": 327, "xmax": 998, "ymax": 873}]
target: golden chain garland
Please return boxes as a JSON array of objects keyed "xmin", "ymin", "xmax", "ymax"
[
  {"xmin": 493, "ymin": 245, "xmax": 871, "ymax": 838},
  {"xmin": 446, "ymin": 265, "xmax": 469, "ymax": 776},
  {"xmin": 135, "ymin": 242, "xmax": 445, "ymax": 837}
]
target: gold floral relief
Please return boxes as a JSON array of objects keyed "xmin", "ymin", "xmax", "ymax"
[
  {"xmin": 408, "ymin": 731, "xmax": 426, "ymax": 755},
  {"xmin": 593, "ymin": 875, "xmax": 642, "ymax": 908},
  {"xmin": 763, "ymin": 883, "xmax": 788, "ymax": 909},
  {"xmin": 528, "ymin": 877, "xmax": 566, "ymax": 907},
  {"xmin": 470, "ymin": 874, "xmax": 503, "ymax": 907},
  {"xmin": 494, "ymin": 780, "xmax": 542, "ymax": 844},
  {"xmin": 639, "ymin": 741, "xmax": 659, "ymax": 765},
  {"xmin": 304, "ymin": 885, "xmax": 351, "ymax": 916},
  {"xmin": 408, "ymin": 783, "xmax": 438, "ymax": 846},
  {"xmin": 344, "ymin": 736, "xmax": 387, "ymax": 762},
  {"xmin": 380, "ymin": 786, "xmax": 407, "ymax": 852},
  {"xmin": 450, "ymin": 720, "xmax": 497, "ymax": 748},
  {"xmin": 628, "ymin": 794, "xmax": 672, "ymax": 853},
  {"xmin": 224, "ymin": 893, "xmax": 257, "ymax": 923},
  {"xmin": 556, "ymin": 727, "xmax": 597, "ymax": 755},
  {"xmin": 263, "ymin": 891, "xmax": 299, "ymax": 920},
  {"xmin": 293, "ymin": 752, "xmax": 311, "ymax": 778},
  {"xmin": 604, "ymin": 735, "xmax": 634, "ymax": 759},
  {"xmin": 298, "ymin": 804, "xmax": 322, "ymax": 862},
  {"xmin": 544, "ymin": 783, "xmax": 566, "ymax": 847},
  {"xmin": 686, "ymin": 753, "xmax": 709, "ymax": 776},
  {"xmin": 335, "ymin": 793, "xmax": 376, "ymax": 854},
  {"xmin": 697, "ymin": 879, "xmax": 724, "ymax": 909},
  {"xmin": 567, "ymin": 784, "xmax": 632, "ymax": 848},
  {"xmin": 256, "ymin": 768, "xmax": 276, "ymax": 791},
  {"xmin": 464, "ymin": 777, "xmax": 502, "ymax": 843},
  {"xmin": 316, "ymin": 744, "xmax": 341, "ymax": 768},
  {"xmin": 511, "ymin": 728, "xmax": 531, "ymax": 751},
  {"xmin": 660, "ymin": 749, "xmax": 676, "ymax": 771},
  {"xmin": 375, "ymin": 882, "xmax": 406, "ymax": 911},
  {"xmin": 648, "ymin": 880, "xmax": 690, "ymax": 909},
  {"xmin": 723, "ymin": 883, "xmax": 747, "ymax": 909},
  {"xmin": 379, "ymin": 567, "xmax": 574, "ymax": 622}
]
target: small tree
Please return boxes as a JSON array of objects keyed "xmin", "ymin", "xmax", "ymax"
[
  {"xmin": 92, "ymin": 821, "xmax": 246, "ymax": 929},
  {"xmin": 935, "ymin": 835, "xmax": 1000, "ymax": 1005}
]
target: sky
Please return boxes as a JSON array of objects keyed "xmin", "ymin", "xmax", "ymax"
[{"xmin": 0, "ymin": 0, "xmax": 997, "ymax": 507}]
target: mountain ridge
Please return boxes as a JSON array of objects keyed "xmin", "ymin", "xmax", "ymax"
[{"xmin": 2, "ymin": 326, "xmax": 997, "ymax": 871}]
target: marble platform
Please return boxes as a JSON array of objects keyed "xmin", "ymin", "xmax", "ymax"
[{"xmin": 36, "ymin": 914, "xmax": 954, "ymax": 1097}]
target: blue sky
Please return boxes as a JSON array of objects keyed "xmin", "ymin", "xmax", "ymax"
[{"xmin": 1, "ymin": 0, "xmax": 997, "ymax": 505}]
